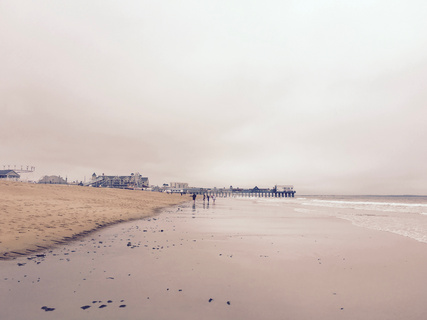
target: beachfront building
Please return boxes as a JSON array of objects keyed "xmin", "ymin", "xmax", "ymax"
[
  {"xmin": 89, "ymin": 173, "xmax": 149, "ymax": 189},
  {"xmin": 0, "ymin": 170, "xmax": 20, "ymax": 181},
  {"xmin": 38, "ymin": 175, "xmax": 67, "ymax": 184},
  {"xmin": 170, "ymin": 182, "xmax": 188, "ymax": 189}
]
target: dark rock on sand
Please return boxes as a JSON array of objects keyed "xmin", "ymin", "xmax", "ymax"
[
  {"xmin": 41, "ymin": 306, "xmax": 55, "ymax": 312},
  {"xmin": 81, "ymin": 305, "xmax": 91, "ymax": 310}
]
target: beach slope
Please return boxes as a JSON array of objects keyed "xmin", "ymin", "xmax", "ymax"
[{"xmin": 0, "ymin": 181, "xmax": 187, "ymax": 259}]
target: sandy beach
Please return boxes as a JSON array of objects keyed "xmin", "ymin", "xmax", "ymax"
[
  {"xmin": 0, "ymin": 181, "xmax": 187, "ymax": 259},
  {"xmin": 1, "ymin": 195, "xmax": 427, "ymax": 319}
]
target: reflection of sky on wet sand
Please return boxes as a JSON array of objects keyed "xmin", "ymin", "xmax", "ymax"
[{"xmin": 2, "ymin": 198, "xmax": 427, "ymax": 319}]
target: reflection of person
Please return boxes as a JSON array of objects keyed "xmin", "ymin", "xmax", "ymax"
[
  {"xmin": 207, "ymin": 195, "xmax": 210, "ymax": 204},
  {"xmin": 192, "ymin": 194, "xmax": 196, "ymax": 203},
  {"xmin": 212, "ymin": 195, "xmax": 216, "ymax": 204},
  {"xmin": 203, "ymin": 194, "xmax": 206, "ymax": 202}
]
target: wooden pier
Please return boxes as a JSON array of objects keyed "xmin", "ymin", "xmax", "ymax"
[{"xmin": 186, "ymin": 189, "xmax": 295, "ymax": 198}]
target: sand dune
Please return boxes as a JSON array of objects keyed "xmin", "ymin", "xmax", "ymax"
[{"xmin": 0, "ymin": 181, "xmax": 187, "ymax": 259}]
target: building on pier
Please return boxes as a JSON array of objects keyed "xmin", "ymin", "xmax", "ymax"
[{"xmin": 182, "ymin": 185, "xmax": 295, "ymax": 198}]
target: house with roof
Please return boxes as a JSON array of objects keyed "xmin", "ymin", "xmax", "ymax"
[
  {"xmin": 0, "ymin": 170, "xmax": 20, "ymax": 181},
  {"xmin": 38, "ymin": 175, "xmax": 67, "ymax": 184}
]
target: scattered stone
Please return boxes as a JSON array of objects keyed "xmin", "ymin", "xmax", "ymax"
[
  {"xmin": 227, "ymin": 301, "xmax": 231, "ymax": 305},
  {"xmin": 127, "ymin": 242, "xmax": 131, "ymax": 247},
  {"xmin": 99, "ymin": 304, "xmax": 107, "ymax": 308},
  {"xmin": 107, "ymin": 300, "xmax": 113, "ymax": 303},
  {"xmin": 17, "ymin": 263, "xmax": 26, "ymax": 266},
  {"xmin": 41, "ymin": 306, "xmax": 55, "ymax": 312},
  {"xmin": 81, "ymin": 305, "xmax": 91, "ymax": 310},
  {"xmin": 208, "ymin": 298, "xmax": 213, "ymax": 303},
  {"xmin": 119, "ymin": 305, "xmax": 126, "ymax": 308}
]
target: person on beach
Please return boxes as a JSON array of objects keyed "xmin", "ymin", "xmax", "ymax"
[
  {"xmin": 203, "ymin": 194, "xmax": 206, "ymax": 202},
  {"xmin": 212, "ymin": 195, "xmax": 216, "ymax": 204},
  {"xmin": 192, "ymin": 194, "xmax": 196, "ymax": 203},
  {"xmin": 207, "ymin": 195, "xmax": 210, "ymax": 204}
]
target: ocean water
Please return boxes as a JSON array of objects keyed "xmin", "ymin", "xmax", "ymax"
[{"xmin": 233, "ymin": 195, "xmax": 427, "ymax": 244}]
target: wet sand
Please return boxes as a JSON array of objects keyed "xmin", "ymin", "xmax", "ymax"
[
  {"xmin": 1, "ymin": 197, "xmax": 427, "ymax": 319},
  {"xmin": 0, "ymin": 181, "xmax": 187, "ymax": 259}
]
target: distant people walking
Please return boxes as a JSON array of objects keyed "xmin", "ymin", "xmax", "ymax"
[
  {"xmin": 192, "ymin": 194, "xmax": 196, "ymax": 203},
  {"xmin": 207, "ymin": 195, "xmax": 210, "ymax": 204},
  {"xmin": 203, "ymin": 194, "xmax": 206, "ymax": 202}
]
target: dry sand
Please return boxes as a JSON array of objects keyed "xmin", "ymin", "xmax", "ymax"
[{"xmin": 0, "ymin": 181, "xmax": 187, "ymax": 259}]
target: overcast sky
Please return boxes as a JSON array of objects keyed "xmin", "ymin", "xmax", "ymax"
[{"xmin": 1, "ymin": 1, "xmax": 427, "ymax": 195}]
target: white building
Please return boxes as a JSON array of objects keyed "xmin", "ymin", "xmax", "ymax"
[
  {"xmin": 275, "ymin": 185, "xmax": 294, "ymax": 192},
  {"xmin": 170, "ymin": 182, "xmax": 188, "ymax": 189}
]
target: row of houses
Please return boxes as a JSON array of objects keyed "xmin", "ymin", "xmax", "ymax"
[
  {"xmin": 1, "ymin": 170, "xmax": 295, "ymax": 195},
  {"xmin": 0, "ymin": 170, "xmax": 149, "ymax": 189},
  {"xmin": 0, "ymin": 171, "xmax": 69, "ymax": 184},
  {"xmin": 87, "ymin": 173, "xmax": 149, "ymax": 189}
]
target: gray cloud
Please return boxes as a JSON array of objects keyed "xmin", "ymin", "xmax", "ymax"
[{"xmin": 1, "ymin": 0, "xmax": 427, "ymax": 194}]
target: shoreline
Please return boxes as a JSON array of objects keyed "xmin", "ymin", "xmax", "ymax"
[
  {"xmin": 2, "ymin": 197, "xmax": 427, "ymax": 319},
  {"xmin": 0, "ymin": 181, "xmax": 189, "ymax": 260}
]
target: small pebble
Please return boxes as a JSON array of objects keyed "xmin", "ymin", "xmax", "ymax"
[{"xmin": 41, "ymin": 306, "xmax": 55, "ymax": 312}]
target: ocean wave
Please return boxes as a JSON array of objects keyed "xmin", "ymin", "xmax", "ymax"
[{"xmin": 310, "ymin": 199, "xmax": 427, "ymax": 208}]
